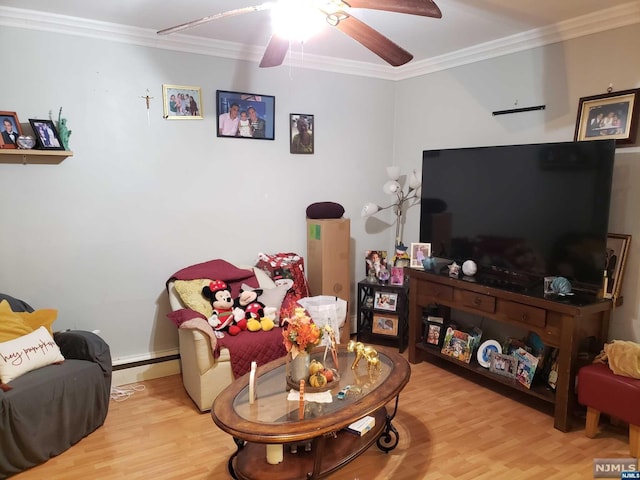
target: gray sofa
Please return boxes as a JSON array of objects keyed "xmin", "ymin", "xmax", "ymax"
[{"xmin": 0, "ymin": 294, "xmax": 112, "ymax": 478}]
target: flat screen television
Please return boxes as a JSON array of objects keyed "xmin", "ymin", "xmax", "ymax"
[{"xmin": 419, "ymin": 140, "xmax": 616, "ymax": 295}]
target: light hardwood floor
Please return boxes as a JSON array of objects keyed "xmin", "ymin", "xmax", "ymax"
[{"xmin": 13, "ymin": 354, "xmax": 630, "ymax": 480}]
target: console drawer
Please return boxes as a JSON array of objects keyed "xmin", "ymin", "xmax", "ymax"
[
  {"xmin": 496, "ymin": 300, "xmax": 546, "ymax": 328},
  {"xmin": 453, "ymin": 289, "xmax": 496, "ymax": 313},
  {"xmin": 419, "ymin": 282, "xmax": 453, "ymax": 301}
]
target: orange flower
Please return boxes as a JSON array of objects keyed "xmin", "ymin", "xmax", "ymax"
[{"xmin": 282, "ymin": 307, "xmax": 322, "ymax": 358}]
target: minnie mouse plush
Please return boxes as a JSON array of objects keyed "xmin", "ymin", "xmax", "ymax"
[{"xmin": 202, "ymin": 280, "xmax": 246, "ymax": 336}]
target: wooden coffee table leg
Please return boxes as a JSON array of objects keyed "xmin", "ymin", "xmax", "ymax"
[
  {"xmin": 377, "ymin": 395, "xmax": 400, "ymax": 453},
  {"xmin": 228, "ymin": 437, "xmax": 245, "ymax": 479}
]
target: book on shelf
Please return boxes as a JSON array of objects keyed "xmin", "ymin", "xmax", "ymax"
[
  {"xmin": 514, "ymin": 347, "xmax": 539, "ymax": 389},
  {"xmin": 345, "ymin": 415, "xmax": 375, "ymax": 436}
]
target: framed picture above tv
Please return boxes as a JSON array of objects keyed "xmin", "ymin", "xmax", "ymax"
[
  {"xmin": 574, "ymin": 88, "xmax": 640, "ymax": 147},
  {"xmin": 216, "ymin": 90, "xmax": 275, "ymax": 140}
]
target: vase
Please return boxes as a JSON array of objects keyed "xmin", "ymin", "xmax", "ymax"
[{"xmin": 289, "ymin": 351, "xmax": 310, "ymax": 383}]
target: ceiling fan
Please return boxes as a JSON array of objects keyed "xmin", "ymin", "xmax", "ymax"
[{"xmin": 157, "ymin": 0, "xmax": 442, "ymax": 68}]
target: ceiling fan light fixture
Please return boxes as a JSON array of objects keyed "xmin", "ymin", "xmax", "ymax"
[{"xmin": 272, "ymin": 0, "xmax": 325, "ymax": 42}]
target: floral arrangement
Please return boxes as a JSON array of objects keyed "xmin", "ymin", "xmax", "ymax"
[{"xmin": 282, "ymin": 307, "xmax": 322, "ymax": 359}]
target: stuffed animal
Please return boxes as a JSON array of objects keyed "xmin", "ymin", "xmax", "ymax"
[
  {"xmin": 233, "ymin": 288, "xmax": 274, "ymax": 332},
  {"xmin": 202, "ymin": 280, "xmax": 246, "ymax": 336}
]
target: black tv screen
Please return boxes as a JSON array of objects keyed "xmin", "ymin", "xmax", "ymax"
[{"xmin": 419, "ymin": 140, "xmax": 615, "ymax": 293}]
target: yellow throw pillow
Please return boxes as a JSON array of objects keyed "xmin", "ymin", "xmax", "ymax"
[
  {"xmin": 174, "ymin": 279, "xmax": 214, "ymax": 317},
  {"xmin": 0, "ymin": 300, "xmax": 58, "ymax": 342}
]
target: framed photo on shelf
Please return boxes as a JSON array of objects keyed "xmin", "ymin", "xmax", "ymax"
[
  {"xmin": 605, "ymin": 233, "xmax": 631, "ymax": 301},
  {"xmin": 216, "ymin": 90, "xmax": 275, "ymax": 140},
  {"xmin": 372, "ymin": 314, "xmax": 398, "ymax": 336},
  {"xmin": 162, "ymin": 84, "xmax": 203, "ymax": 119},
  {"xmin": 28, "ymin": 119, "xmax": 64, "ymax": 150},
  {"xmin": 0, "ymin": 111, "xmax": 22, "ymax": 149},
  {"xmin": 574, "ymin": 88, "xmax": 640, "ymax": 147},
  {"xmin": 390, "ymin": 266, "xmax": 404, "ymax": 286},
  {"xmin": 365, "ymin": 250, "xmax": 387, "ymax": 277},
  {"xmin": 373, "ymin": 291, "xmax": 397, "ymax": 312},
  {"xmin": 289, "ymin": 113, "xmax": 314, "ymax": 154},
  {"xmin": 488, "ymin": 352, "xmax": 517, "ymax": 378},
  {"xmin": 410, "ymin": 242, "xmax": 431, "ymax": 269}
]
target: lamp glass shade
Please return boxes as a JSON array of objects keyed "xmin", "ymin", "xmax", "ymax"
[
  {"xmin": 382, "ymin": 180, "xmax": 401, "ymax": 195},
  {"xmin": 408, "ymin": 170, "xmax": 421, "ymax": 189},
  {"xmin": 386, "ymin": 166, "xmax": 401, "ymax": 180},
  {"xmin": 361, "ymin": 202, "xmax": 379, "ymax": 217}
]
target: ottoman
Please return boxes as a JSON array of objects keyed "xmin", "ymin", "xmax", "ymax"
[{"xmin": 577, "ymin": 363, "xmax": 640, "ymax": 457}]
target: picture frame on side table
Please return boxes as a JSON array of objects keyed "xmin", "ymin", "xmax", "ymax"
[
  {"xmin": 372, "ymin": 314, "xmax": 398, "ymax": 336},
  {"xmin": 216, "ymin": 90, "xmax": 275, "ymax": 140},
  {"xmin": 605, "ymin": 233, "xmax": 631, "ymax": 302},
  {"xmin": 373, "ymin": 291, "xmax": 397, "ymax": 312},
  {"xmin": 390, "ymin": 266, "xmax": 404, "ymax": 286},
  {"xmin": 162, "ymin": 84, "xmax": 203, "ymax": 119},
  {"xmin": 290, "ymin": 113, "xmax": 314, "ymax": 154},
  {"xmin": 28, "ymin": 119, "xmax": 64, "ymax": 150},
  {"xmin": 0, "ymin": 111, "xmax": 22, "ymax": 149},
  {"xmin": 410, "ymin": 243, "xmax": 432, "ymax": 269},
  {"xmin": 574, "ymin": 88, "xmax": 640, "ymax": 147},
  {"xmin": 488, "ymin": 352, "xmax": 517, "ymax": 378}
]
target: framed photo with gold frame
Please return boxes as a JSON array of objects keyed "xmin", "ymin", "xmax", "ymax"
[
  {"xmin": 605, "ymin": 233, "xmax": 631, "ymax": 302},
  {"xmin": 162, "ymin": 84, "xmax": 203, "ymax": 119},
  {"xmin": 372, "ymin": 314, "xmax": 398, "ymax": 336},
  {"xmin": 574, "ymin": 88, "xmax": 640, "ymax": 147}
]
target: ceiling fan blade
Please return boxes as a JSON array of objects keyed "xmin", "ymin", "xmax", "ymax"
[
  {"xmin": 259, "ymin": 36, "xmax": 290, "ymax": 67},
  {"xmin": 345, "ymin": 0, "xmax": 442, "ymax": 18},
  {"xmin": 335, "ymin": 15, "xmax": 413, "ymax": 66},
  {"xmin": 157, "ymin": 3, "xmax": 273, "ymax": 35}
]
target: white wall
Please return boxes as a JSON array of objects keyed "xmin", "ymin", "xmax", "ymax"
[
  {"xmin": 394, "ymin": 24, "xmax": 640, "ymax": 341},
  {"xmin": 0, "ymin": 27, "xmax": 397, "ymax": 362},
  {"xmin": 2, "ymin": 22, "xmax": 639, "ymax": 364}
]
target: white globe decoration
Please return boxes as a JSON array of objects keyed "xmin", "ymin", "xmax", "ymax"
[{"xmin": 462, "ymin": 260, "xmax": 478, "ymax": 277}]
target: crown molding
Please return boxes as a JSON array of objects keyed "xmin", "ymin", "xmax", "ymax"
[{"xmin": 1, "ymin": 3, "xmax": 638, "ymax": 81}]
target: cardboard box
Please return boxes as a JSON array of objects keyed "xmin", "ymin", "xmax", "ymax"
[{"xmin": 306, "ymin": 218, "xmax": 351, "ymax": 334}]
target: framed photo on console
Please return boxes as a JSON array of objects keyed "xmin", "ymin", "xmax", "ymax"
[
  {"xmin": 410, "ymin": 243, "xmax": 431, "ymax": 269},
  {"xmin": 216, "ymin": 90, "xmax": 275, "ymax": 140},
  {"xmin": 574, "ymin": 88, "xmax": 640, "ymax": 147},
  {"xmin": 489, "ymin": 352, "xmax": 517, "ymax": 378},
  {"xmin": 605, "ymin": 233, "xmax": 631, "ymax": 302}
]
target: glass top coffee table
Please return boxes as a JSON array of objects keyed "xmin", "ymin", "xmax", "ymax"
[{"xmin": 212, "ymin": 345, "xmax": 411, "ymax": 480}]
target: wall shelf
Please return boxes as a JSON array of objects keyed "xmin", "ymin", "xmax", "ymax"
[{"xmin": 0, "ymin": 149, "xmax": 73, "ymax": 165}]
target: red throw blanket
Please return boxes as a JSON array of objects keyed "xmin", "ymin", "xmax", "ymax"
[{"xmin": 219, "ymin": 328, "xmax": 287, "ymax": 378}]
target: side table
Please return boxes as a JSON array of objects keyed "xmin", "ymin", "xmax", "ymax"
[{"xmin": 356, "ymin": 279, "xmax": 409, "ymax": 352}]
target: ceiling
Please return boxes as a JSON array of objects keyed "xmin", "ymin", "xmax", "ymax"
[{"xmin": 2, "ymin": 0, "xmax": 639, "ymax": 74}]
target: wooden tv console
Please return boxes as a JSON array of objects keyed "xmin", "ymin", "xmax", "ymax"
[{"xmin": 406, "ymin": 267, "xmax": 612, "ymax": 432}]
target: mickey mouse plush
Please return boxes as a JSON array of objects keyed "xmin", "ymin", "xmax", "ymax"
[
  {"xmin": 233, "ymin": 288, "xmax": 274, "ymax": 332},
  {"xmin": 202, "ymin": 280, "xmax": 246, "ymax": 336}
]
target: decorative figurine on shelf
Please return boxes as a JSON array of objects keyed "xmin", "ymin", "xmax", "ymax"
[
  {"xmin": 377, "ymin": 263, "xmax": 391, "ymax": 284},
  {"xmin": 392, "ymin": 243, "xmax": 411, "ymax": 268},
  {"xmin": 56, "ymin": 107, "xmax": 72, "ymax": 151},
  {"xmin": 550, "ymin": 276, "xmax": 573, "ymax": 295},
  {"xmin": 448, "ymin": 262, "xmax": 460, "ymax": 278},
  {"xmin": 462, "ymin": 260, "xmax": 478, "ymax": 277}
]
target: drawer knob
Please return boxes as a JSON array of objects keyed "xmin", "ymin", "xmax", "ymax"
[
  {"xmin": 473, "ymin": 298, "xmax": 481, "ymax": 306},
  {"xmin": 522, "ymin": 314, "xmax": 528, "ymax": 321}
]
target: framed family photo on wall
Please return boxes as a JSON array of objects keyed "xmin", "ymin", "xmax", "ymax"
[
  {"xmin": 290, "ymin": 114, "xmax": 314, "ymax": 154},
  {"xmin": 0, "ymin": 111, "xmax": 22, "ymax": 149},
  {"xmin": 216, "ymin": 90, "xmax": 275, "ymax": 140},
  {"xmin": 574, "ymin": 88, "xmax": 640, "ymax": 147},
  {"xmin": 162, "ymin": 84, "xmax": 203, "ymax": 119}
]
